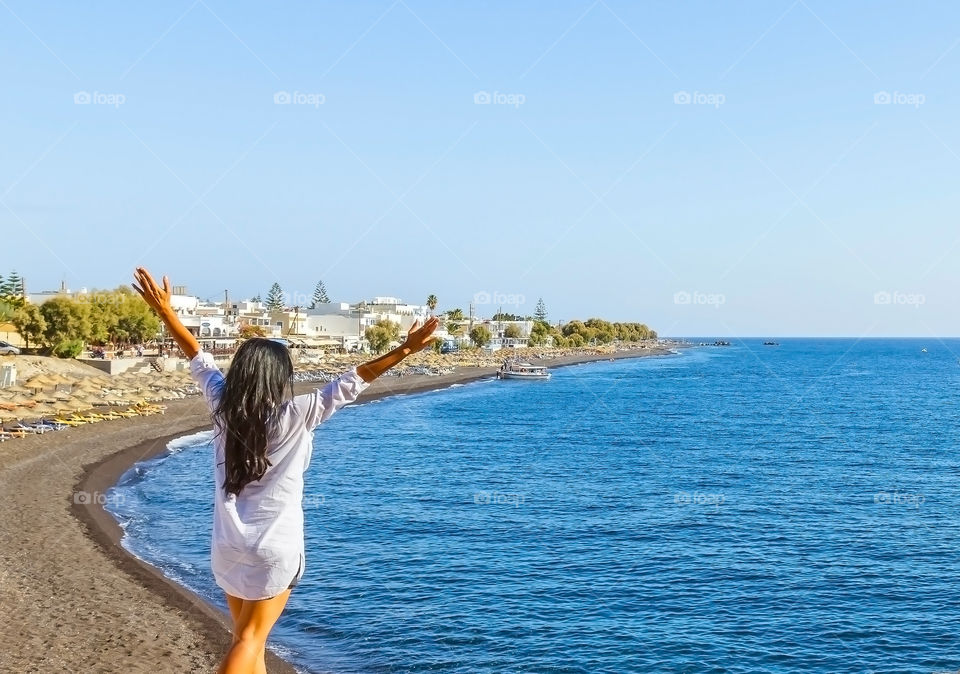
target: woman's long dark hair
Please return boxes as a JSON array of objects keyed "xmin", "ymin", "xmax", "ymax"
[{"xmin": 214, "ymin": 338, "xmax": 294, "ymax": 496}]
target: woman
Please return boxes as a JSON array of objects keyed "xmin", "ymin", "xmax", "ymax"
[{"xmin": 133, "ymin": 267, "xmax": 438, "ymax": 674}]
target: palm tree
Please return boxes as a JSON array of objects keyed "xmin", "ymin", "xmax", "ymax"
[{"xmin": 426, "ymin": 294, "xmax": 438, "ymax": 315}]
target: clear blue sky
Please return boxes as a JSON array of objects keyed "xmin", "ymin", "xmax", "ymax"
[{"xmin": 2, "ymin": 1, "xmax": 959, "ymax": 336}]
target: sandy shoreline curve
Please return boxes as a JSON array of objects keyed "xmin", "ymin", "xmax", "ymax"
[{"xmin": 0, "ymin": 346, "xmax": 674, "ymax": 673}]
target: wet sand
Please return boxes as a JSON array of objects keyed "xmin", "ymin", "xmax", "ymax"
[{"xmin": 0, "ymin": 345, "xmax": 672, "ymax": 672}]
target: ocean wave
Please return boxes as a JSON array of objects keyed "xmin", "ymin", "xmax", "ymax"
[{"xmin": 166, "ymin": 429, "xmax": 216, "ymax": 453}]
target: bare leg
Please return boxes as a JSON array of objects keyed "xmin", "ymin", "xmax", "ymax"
[
  {"xmin": 226, "ymin": 594, "xmax": 266, "ymax": 674},
  {"xmin": 226, "ymin": 593, "xmax": 243, "ymax": 642},
  {"xmin": 257, "ymin": 646, "xmax": 267, "ymax": 674},
  {"xmin": 217, "ymin": 589, "xmax": 291, "ymax": 674}
]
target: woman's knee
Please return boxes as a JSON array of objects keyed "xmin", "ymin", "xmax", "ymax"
[{"xmin": 234, "ymin": 622, "xmax": 270, "ymax": 646}]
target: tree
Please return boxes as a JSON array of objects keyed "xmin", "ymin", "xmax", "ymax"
[
  {"xmin": 529, "ymin": 321, "xmax": 550, "ymax": 346},
  {"xmin": 446, "ymin": 308, "xmax": 464, "ymax": 321},
  {"xmin": 446, "ymin": 321, "xmax": 462, "ymax": 337},
  {"xmin": 310, "ymin": 281, "xmax": 330, "ymax": 308},
  {"xmin": 365, "ymin": 319, "xmax": 400, "ymax": 353},
  {"xmin": 504, "ymin": 324, "xmax": 522, "ymax": 339},
  {"xmin": 39, "ymin": 298, "xmax": 90, "ymax": 355},
  {"xmin": 252, "ymin": 294, "xmax": 262, "ymax": 304},
  {"xmin": 562, "ymin": 320, "xmax": 585, "ymax": 337},
  {"xmin": 534, "ymin": 298, "xmax": 547, "ymax": 323},
  {"xmin": 469, "ymin": 325, "xmax": 491, "ymax": 348},
  {"xmin": 115, "ymin": 290, "xmax": 161, "ymax": 343},
  {"xmin": 85, "ymin": 287, "xmax": 160, "ymax": 345},
  {"xmin": 426, "ymin": 294, "xmax": 438, "ymax": 313},
  {"xmin": 266, "ymin": 283, "xmax": 285, "ymax": 311},
  {"xmin": 0, "ymin": 271, "xmax": 25, "ymax": 308},
  {"xmin": 11, "ymin": 304, "xmax": 45, "ymax": 349}
]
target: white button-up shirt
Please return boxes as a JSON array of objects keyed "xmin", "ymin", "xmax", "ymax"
[{"xmin": 190, "ymin": 350, "xmax": 369, "ymax": 600}]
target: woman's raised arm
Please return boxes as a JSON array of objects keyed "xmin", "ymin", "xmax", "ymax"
[
  {"xmin": 356, "ymin": 316, "xmax": 440, "ymax": 383},
  {"xmin": 132, "ymin": 267, "xmax": 200, "ymax": 359}
]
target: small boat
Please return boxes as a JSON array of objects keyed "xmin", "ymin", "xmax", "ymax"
[
  {"xmin": 921, "ymin": 348, "xmax": 928, "ymax": 353},
  {"xmin": 497, "ymin": 360, "xmax": 551, "ymax": 380},
  {"xmin": 763, "ymin": 341, "xmax": 779, "ymax": 346}
]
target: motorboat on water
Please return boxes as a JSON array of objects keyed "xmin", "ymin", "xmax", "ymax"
[{"xmin": 497, "ymin": 360, "xmax": 551, "ymax": 380}]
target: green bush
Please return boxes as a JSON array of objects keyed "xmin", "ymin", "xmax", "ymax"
[{"xmin": 52, "ymin": 339, "xmax": 85, "ymax": 358}]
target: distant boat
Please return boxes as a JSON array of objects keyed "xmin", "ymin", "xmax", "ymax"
[
  {"xmin": 497, "ymin": 360, "xmax": 551, "ymax": 380},
  {"xmin": 713, "ymin": 341, "xmax": 731, "ymax": 346},
  {"xmin": 763, "ymin": 341, "xmax": 779, "ymax": 346},
  {"xmin": 921, "ymin": 348, "xmax": 928, "ymax": 353}
]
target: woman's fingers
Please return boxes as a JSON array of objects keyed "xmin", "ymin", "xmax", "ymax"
[{"xmin": 133, "ymin": 268, "xmax": 168, "ymax": 306}]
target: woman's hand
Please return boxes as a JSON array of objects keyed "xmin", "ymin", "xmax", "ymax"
[
  {"xmin": 132, "ymin": 267, "xmax": 173, "ymax": 316},
  {"xmin": 402, "ymin": 316, "xmax": 440, "ymax": 354},
  {"xmin": 357, "ymin": 316, "xmax": 442, "ymax": 383},
  {"xmin": 132, "ymin": 267, "xmax": 199, "ymax": 359}
]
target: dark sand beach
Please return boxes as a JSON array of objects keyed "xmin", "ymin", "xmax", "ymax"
[{"xmin": 0, "ymin": 346, "xmax": 672, "ymax": 672}]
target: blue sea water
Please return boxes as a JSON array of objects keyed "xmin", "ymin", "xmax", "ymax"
[{"xmin": 107, "ymin": 339, "xmax": 960, "ymax": 673}]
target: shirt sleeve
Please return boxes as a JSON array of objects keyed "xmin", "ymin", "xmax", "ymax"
[
  {"xmin": 189, "ymin": 350, "xmax": 226, "ymax": 413},
  {"xmin": 294, "ymin": 366, "xmax": 369, "ymax": 431}
]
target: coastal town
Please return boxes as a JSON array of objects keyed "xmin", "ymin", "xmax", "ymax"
[{"xmin": 0, "ymin": 272, "xmax": 663, "ymax": 440}]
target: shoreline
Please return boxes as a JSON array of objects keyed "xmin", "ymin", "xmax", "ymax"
[{"xmin": 0, "ymin": 345, "xmax": 675, "ymax": 672}]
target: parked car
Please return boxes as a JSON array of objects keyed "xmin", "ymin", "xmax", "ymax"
[{"xmin": 0, "ymin": 340, "xmax": 20, "ymax": 356}]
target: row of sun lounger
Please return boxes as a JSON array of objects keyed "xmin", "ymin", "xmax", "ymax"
[{"xmin": 0, "ymin": 401, "xmax": 168, "ymax": 442}]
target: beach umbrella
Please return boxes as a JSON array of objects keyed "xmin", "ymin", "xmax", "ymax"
[
  {"xmin": 46, "ymin": 374, "xmax": 75, "ymax": 387},
  {"xmin": 24, "ymin": 403, "xmax": 59, "ymax": 419},
  {"xmin": 73, "ymin": 392, "xmax": 105, "ymax": 406},
  {"xmin": 24, "ymin": 376, "xmax": 53, "ymax": 390}
]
